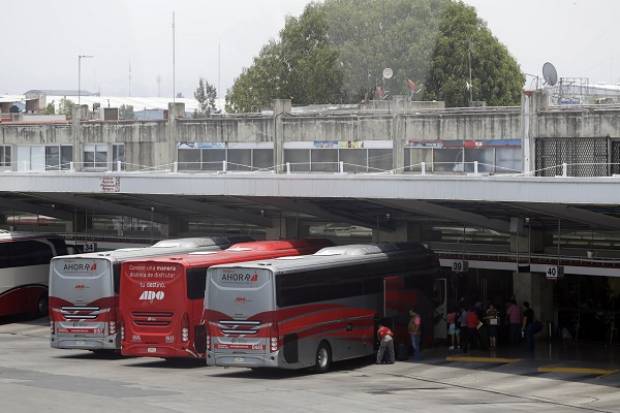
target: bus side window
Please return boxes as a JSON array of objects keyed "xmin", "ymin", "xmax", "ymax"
[
  {"xmin": 10, "ymin": 241, "xmax": 53, "ymax": 267},
  {"xmin": 49, "ymin": 238, "xmax": 68, "ymax": 256},
  {"xmin": 187, "ymin": 269, "xmax": 207, "ymax": 299},
  {"xmin": 113, "ymin": 264, "xmax": 121, "ymax": 294}
]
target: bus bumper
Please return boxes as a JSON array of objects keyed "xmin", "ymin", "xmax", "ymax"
[
  {"xmin": 207, "ymin": 350, "xmax": 281, "ymax": 368},
  {"xmin": 51, "ymin": 333, "xmax": 119, "ymax": 350},
  {"xmin": 122, "ymin": 344, "xmax": 198, "ymax": 358}
]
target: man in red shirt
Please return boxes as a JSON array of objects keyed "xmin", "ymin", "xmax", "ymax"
[{"xmin": 376, "ymin": 323, "xmax": 395, "ymax": 364}]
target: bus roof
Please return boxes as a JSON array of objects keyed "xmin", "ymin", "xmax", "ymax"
[
  {"xmin": 121, "ymin": 239, "xmax": 332, "ymax": 268},
  {"xmin": 51, "ymin": 236, "xmax": 248, "ymax": 262},
  {"xmin": 209, "ymin": 243, "xmax": 435, "ymax": 275}
]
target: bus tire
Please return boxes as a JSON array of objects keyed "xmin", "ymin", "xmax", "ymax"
[
  {"xmin": 34, "ymin": 294, "xmax": 48, "ymax": 318},
  {"xmin": 313, "ymin": 341, "xmax": 331, "ymax": 373}
]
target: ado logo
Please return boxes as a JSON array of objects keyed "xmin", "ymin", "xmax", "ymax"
[{"xmin": 139, "ymin": 290, "xmax": 165, "ymax": 301}]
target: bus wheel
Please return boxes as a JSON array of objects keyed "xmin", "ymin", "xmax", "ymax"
[
  {"xmin": 34, "ymin": 294, "xmax": 48, "ymax": 318},
  {"xmin": 313, "ymin": 342, "xmax": 331, "ymax": 373}
]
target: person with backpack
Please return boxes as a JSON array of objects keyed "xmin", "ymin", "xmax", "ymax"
[
  {"xmin": 376, "ymin": 322, "xmax": 395, "ymax": 364},
  {"xmin": 522, "ymin": 301, "xmax": 536, "ymax": 353},
  {"xmin": 408, "ymin": 309, "xmax": 422, "ymax": 360},
  {"xmin": 447, "ymin": 308, "xmax": 460, "ymax": 350}
]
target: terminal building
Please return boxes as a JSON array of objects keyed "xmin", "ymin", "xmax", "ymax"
[{"xmin": 1, "ymin": 89, "xmax": 620, "ymax": 345}]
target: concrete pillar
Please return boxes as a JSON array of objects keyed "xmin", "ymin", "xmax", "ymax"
[
  {"xmin": 510, "ymin": 219, "xmax": 554, "ymax": 336},
  {"xmin": 372, "ymin": 222, "xmax": 422, "ymax": 243},
  {"xmin": 167, "ymin": 102, "xmax": 185, "ymax": 169},
  {"xmin": 263, "ymin": 216, "xmax": 307, "ymax": 240},
  {"xmin": 512, "ymin": 272, "xmax": 555, "ymax": 336},
  {"xmin": 273, "ymin": 99, "xmax": 291, "ymax": 173},
  {"xmin": 162, "ymin": 216, "xmax": 189, "ymax": 238},
  {"xmin": 67, "ymin": 211, "xmax": 93, "ymax": 234}
]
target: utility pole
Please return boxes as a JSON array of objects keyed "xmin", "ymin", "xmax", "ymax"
[
  {"xmin": 172, "ymin": 11, "xmax": 176, "ymax": 103},
  {"xmin": 77, "ymin": 54, "xmax": 94, "ymax": 106},
  {"xmin": 128, "ymin": 62, "xmax": 132, "ymax": 97},
  {"xmin": 218, "ymin": 41, "xmax": 221, "ymax": 100},
  {"xmin": 156, "ymin": 75, "xmax": 162, "ymax": 97}
]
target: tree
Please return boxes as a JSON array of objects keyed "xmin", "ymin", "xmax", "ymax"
[
  {"xmin": 321, "ymin": 0, "xmax": 448, "ymax": 102},
  {"xmin": 59, "ymin": 98, "xmax": 75, "ymax": 118},
  {"xmin": 194, "ymin": 78, "xmax": 218, "ymax": 115},
  {"xmin": 422, "ymin": 1, "xmax": 524, "ymax": 107},
  {"xmin": 44, "ymin": 101, "xmax": 56, "ymax": 115},
  {"xmin": 119, "ymin": 104, "xmax": 135, "ymax": 120},
  {"xmin": 226, "ymin": 3, "xmax": 343, "ymax": 112}
]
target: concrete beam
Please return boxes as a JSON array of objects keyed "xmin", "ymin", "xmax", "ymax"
[
  {"xmin": 140, "ymin": 195, "xmax": 272, "ymax": 228},
  {"xmin": 29, "ymin": 194, "xmax": 169, "ymax": 224},
  {"xmin": 513, "ymin": 202, "xmax": 620, "ymax": 231},
  {"xmin": 242, "ymin": 197, "xmax": 389, "ymax": 230},
  {"xmin": 0, "ymin": 198, "xmax": 74, "ymax": 221},
  {"xmin": 373, "ymin": 199, "xmax": 511, "ymax": 233}
]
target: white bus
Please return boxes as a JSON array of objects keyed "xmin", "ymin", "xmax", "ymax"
[
  {"xmin": 205, "ymin": 243, "xmax": 439, "ymax": 372},
  {"xmin": 0, "ymin": 231, "xmax": 67, "ymax": 318},
  {"xmin": 49, "ymin": 236, "xmax": 250, "ymax": 352}
]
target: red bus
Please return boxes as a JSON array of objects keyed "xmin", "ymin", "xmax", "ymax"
[
  {"xmin": 205, "ymin": 243, "xmax": 439, "ymax": 371},
  {"xmin": 119, "ymin": 239, "xmax": 331, "ymax": 359}
]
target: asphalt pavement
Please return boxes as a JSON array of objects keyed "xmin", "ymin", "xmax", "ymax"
[{"xmin": 1, "ymin": 318, "xmax": 619, "ymax": 413}]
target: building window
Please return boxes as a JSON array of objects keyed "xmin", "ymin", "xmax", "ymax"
[
  {"xmin": 16, "ymin": 145, "xmax": 72, "ymax": 171},
  {"xmin": 112, "ymin": 144, "xmax": 125, "ymax": 170},
  {"xmin": 176, "ymin": 143, "xmax": 274, "ymax": 171},
  {"xmin": 0, "ymin": 146, "xmax": 11, "ymax": 167},
  {"xmin": 83, "ymin": 144, "xmax": 108, "ymax": 169},
  {"xmin": 283, "ymin": 141, "xmax": 393, "ymax": 173}
]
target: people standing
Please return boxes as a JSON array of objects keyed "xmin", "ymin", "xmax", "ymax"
[
  {"xmin": 485, "ymin": 303, "xmax": 499, "ymax": 350},
  {"xmin": 459, "ymin": 306, "xmax": 469, "ymax": 353},
  {"xmin": 522, "ymin": 301, "xmax": 535, "ymax": 353},
  {"xmin": 506, "ymin": 299, "xmax": 522, "ymax": 345},
  {"xmin": 376, "ymin": 322, "xmax": 395, "ymax": 364},
  {"xmin": 408, "ymin": 309, "xmax": 422, "ymax": 360},
  {"xmin": 447, "ymin": 308, "xmax": 460, "ymax": 350},
  {"xmin": 466, "ymin": 306, "xmax": 481, "ymax": 351}
]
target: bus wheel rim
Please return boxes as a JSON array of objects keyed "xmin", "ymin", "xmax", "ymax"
[{"xmin": 318, "ymin": 348, "xmax": 328, "ymax": 368}]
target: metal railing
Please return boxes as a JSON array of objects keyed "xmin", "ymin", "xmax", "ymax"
[{"xmin": 6, "ymin": 160, "xmax": 620, "ymax": 178}]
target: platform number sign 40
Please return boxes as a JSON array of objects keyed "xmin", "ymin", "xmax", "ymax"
[{"xmin": 545, "ymin": 265, "xmax": 563, "ymax": 280}]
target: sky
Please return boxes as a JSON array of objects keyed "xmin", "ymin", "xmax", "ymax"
[{"xmin": 1, "ymin": 0, "xmax": 619, "ymax": 97}]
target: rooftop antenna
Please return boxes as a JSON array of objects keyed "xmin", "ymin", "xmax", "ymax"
[{"xmin": 542, "ymin": 62, "xmax": 558, "ymax": 87}]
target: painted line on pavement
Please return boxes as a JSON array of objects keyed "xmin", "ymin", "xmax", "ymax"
[
  {"xmin": 446, "ymin": 355, "xmax": 521, "ymax": 364},
  {"xmin": 538, "ymin": 366, "xmax": 619, "ymax": 376}
]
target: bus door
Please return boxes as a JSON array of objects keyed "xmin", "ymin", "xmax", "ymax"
[
  {"xmin": 383, "ymin": 275, "xmax": 415, "ymax": 347},
  {"xmin": 433, "ymin": 278, "xmax": 448, "ymax": 341}
]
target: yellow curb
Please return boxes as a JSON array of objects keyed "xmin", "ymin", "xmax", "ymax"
[
  {"xmin": 538, "ymin": 366, "xmax": 619, "ymax": 376},
  {"xmin": 446, "ymin": 356, "xmax": 521, "ymax": 364}
]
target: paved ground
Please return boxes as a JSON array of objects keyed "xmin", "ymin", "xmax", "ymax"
[{"xmin": 1, "ymin": 318, "xmax": 620, "ymax": 413}]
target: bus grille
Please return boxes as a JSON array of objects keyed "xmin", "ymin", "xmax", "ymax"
[
  {"xmin": 132, "ymin": 311, "xmax": 173, "ymax": 326},
  {"xmin": 218, "ymin": 320, "xmax": 260, "ymax": 335},
  {"xmin": 61, "ymin": 306, "xmax": 101, "ymax": 320}
]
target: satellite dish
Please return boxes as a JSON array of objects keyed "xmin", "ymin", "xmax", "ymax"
[
  {"xmin": 382, "ymin": 67, "xmax": 394, "ymax": 80},
  {"xmin": 542, "ymin": 62, "xmax": 558, "ymax": 86}
]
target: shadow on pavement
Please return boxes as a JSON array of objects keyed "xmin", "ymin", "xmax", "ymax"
[
  {"xmin": 209, "ymin": 356, "xmax": 374, "ymax": 379},
  {"xmin": 0, "ymin": 314, "xmax": 48, "ymax": 326}
]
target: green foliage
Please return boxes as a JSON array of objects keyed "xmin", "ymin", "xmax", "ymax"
[
  {"xmin": 44, "ymin": 101, "xmax": 55, "ymax": 115},
  {"xmin": 227, "ymin": 0, "xmax": 523, "ymax": 110},
  {"xmin": 194, "ymin": 78, "xmax": 218, "ymax": 115},
  {"xmin": 422, "ymin": 1, "xmax": 524, "ymax": 107},
  {"xmin": 58, "ymin": 98, "xmax": 75, "ymax": 118},
  {"xmin": 226, "ymin": 3, "xmax": 343, "ymax": 113},
  {"xmin": 321, "ymin": 0, "xmax": 448, "ymax": 101}
]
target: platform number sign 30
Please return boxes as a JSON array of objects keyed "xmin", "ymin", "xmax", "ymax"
[{"xmin": 452, "ymin": 260, "xmax": 468, "ymax": 273}]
